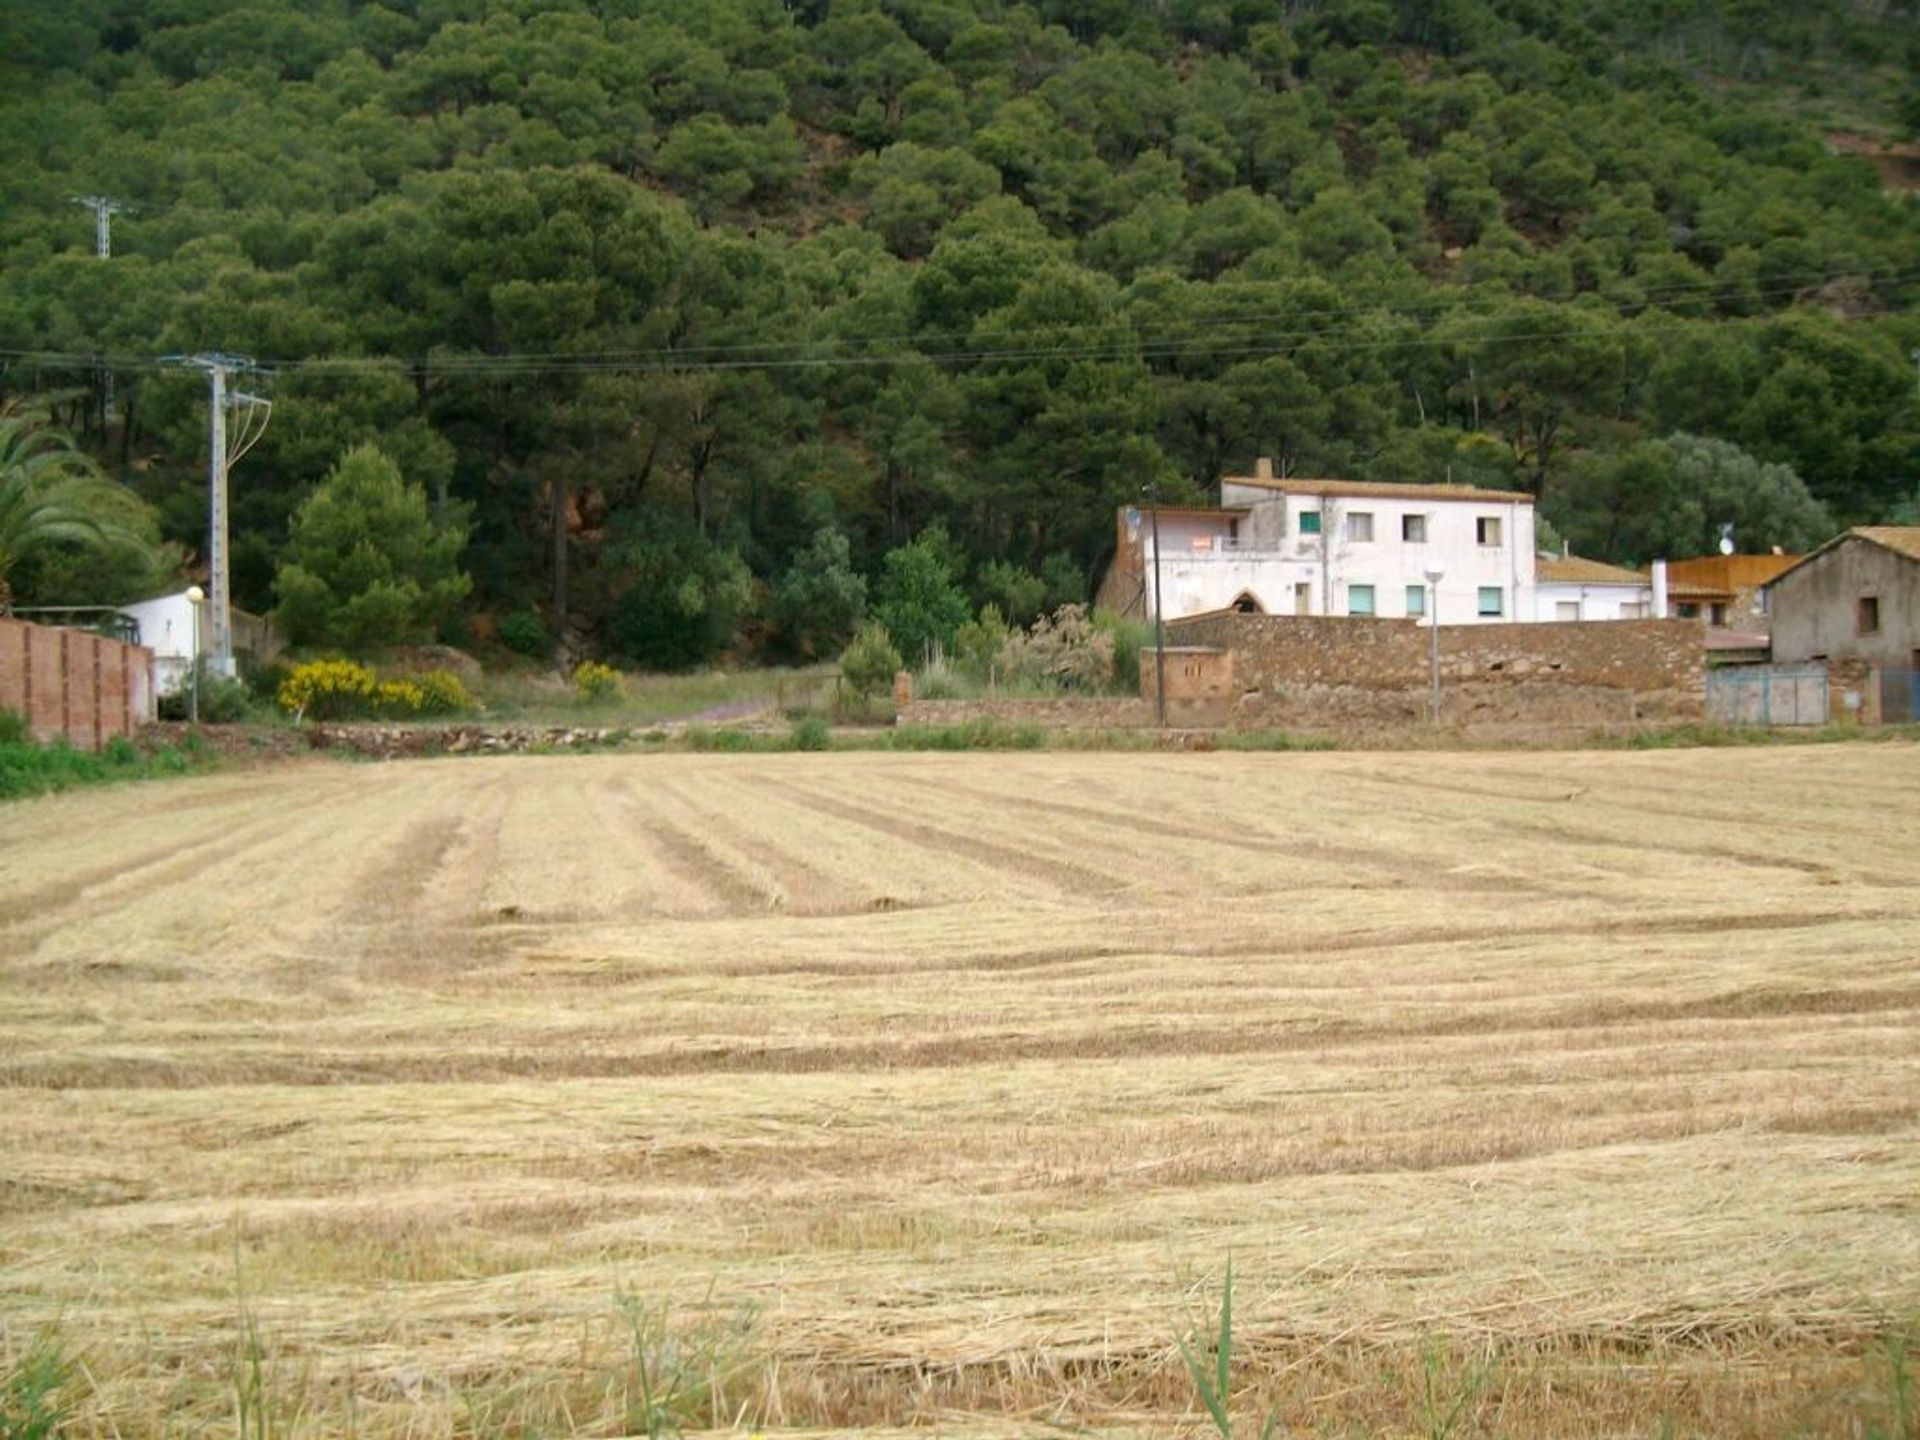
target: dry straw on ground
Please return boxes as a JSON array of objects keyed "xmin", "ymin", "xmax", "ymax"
[{"xmin": 1, "ymin": 746, "xmax": 1917, "ymax": 1436}]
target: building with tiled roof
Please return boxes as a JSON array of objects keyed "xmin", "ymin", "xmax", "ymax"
[
  {"xmin": 1765, "ymin": 527, "xmax": 1920, "ymax": 679},
  {"xmin": 1097, "ymin": 458, "xmax": 1656, "ymax": 625}
]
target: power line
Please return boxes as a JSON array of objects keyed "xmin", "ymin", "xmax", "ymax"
[
  {"xmin": 3, "ymin": 266, "xmax": 1914, "ymax": 382},
  {"xmin": 253, "ymin": 262, "xmax": 1920, "ymax": 371}
]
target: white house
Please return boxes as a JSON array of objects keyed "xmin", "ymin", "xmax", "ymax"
[
  {"xmin": 1101, "ymin": 463, "xmax": 1540, "ymax": 626},
  {"xmin": 117, "ymin": 588, "xmax": 280, "ymax": 695},
  {"xmin": 1532, "ymin": 555, "xmax": 1654, "ymax": 621}
]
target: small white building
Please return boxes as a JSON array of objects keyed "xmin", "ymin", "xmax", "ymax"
[
  {"xmin": 1102, "ymin": 464, "xmax": 1540, "ymax": 626},
  {"xmin": 1532, "ymin": 555, "xmax": 1654, "ymax": 621},
  {"xmin": 117, "ymin": 588, "xmax": 280, "ymax": 695}
]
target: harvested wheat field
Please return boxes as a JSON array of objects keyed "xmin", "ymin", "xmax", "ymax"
[{"xmin": 2, "ymin": 745, "xmax": 1918, "ymax": 1437}]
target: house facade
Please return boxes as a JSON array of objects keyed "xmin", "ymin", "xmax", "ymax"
[
  {"xmin": 1100, "ymin": 463, "xmax": 1542, "ymax": 626},
  {"xmin": 1664, "ymin": 553, "xmax": 1797, "ymax": 632},
  {"xmin": 1533, "ymin": 556, "xmax": 1654, "ymax": 622},
  {"xmin": 117, "ymin": 588, "xmax": 280, "ymax": 695},
  {"xmin": 1764, "ymin": 527, "xmax": 1920, "ymax": 670}
]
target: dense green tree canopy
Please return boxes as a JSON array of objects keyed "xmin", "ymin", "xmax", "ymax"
[
  {"xmin": 273, "ymin": 442, "xmax": 471, "ymax": 649},
  {"xmin": 1, "ymin": 0, "xmax": 1916, "ymax": 656}
]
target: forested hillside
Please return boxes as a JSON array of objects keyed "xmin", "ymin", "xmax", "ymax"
[{"xmin": 2, "ymin": 0, "xmax": 1917, "ymax": 662}]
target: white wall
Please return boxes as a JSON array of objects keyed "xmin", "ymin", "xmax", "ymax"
[
  {"xmin": 1533, "ymin": 582, "xmax": 1654, "ymax": 622},
  {"xmin": 118, "ymin": 592, "xmax": 199, "ymax": 695},
  {"xmin": 1149, "ymin": 490, "xmax": 1537, "ymax": 624}
]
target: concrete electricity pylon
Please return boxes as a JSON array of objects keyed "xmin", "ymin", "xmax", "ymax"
[
  {"xmin": 73, "ymin": 196, "xmax": 127, "ymax": 419},
  {"xmin": 163, "ymin": 354, "xmax": 271, "ymax": 676}
]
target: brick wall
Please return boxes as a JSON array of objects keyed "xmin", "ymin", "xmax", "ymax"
[{"xmin": 0, "ymin": 618, "xmax": 155, "ymax": 749}]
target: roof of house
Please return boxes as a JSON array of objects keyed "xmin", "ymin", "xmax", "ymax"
[
  {"xmin": 1536, "ymin": 555, "xmax": 1650, "ymax": 586},
  {"xmin": 1664, "ymin": 553, "xmax": 1798, "ymax": 591},
  {"xmin": 1220, "ymin": 476, "xmax": 1535, "ymax": 504},
  {"xmin": 1129, "ymin": 504, "xmax": 1252, "ymax": 519},
  {"xmin": 1763, "ymin": 526, "xmax": 1920, "ymax": 588},
  {"xmin": 1666, "ymin": 581, "xmax": 1734, "ymax": 602},
  {"xmin": 1854, "ymin": 526, "xmax": 1920, "ymax": 563}
]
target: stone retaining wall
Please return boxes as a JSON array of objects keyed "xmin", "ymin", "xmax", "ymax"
[
  {"xmin": 1159, "ymin": 614, "xmax": 1704, "ymax": 726},
  {"xmin": 895, "ymin": 697, "xmax": 1157, "ymax": 729}
]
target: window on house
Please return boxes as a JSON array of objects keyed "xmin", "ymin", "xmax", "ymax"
[
  {"xmin": 1348, "ymin": 584, "xmax": 1376, "ymax": 616},
  {"xmin": 1227, "ymin": 518, "xmax": 1240, "ymax": 544},
  {"xmin": 1405, "ymin": 584, "xmax": 1426, "ymax": 617},
  {"xmin": 1298, "ymin": 509, "xmax": 1322, "ymax": 535},
  {"xmin": 1555, "ymin": 601, "xmax": 1580, "ymax": 621},
  {"xmin": 1476, "ymin": 516, "xmax": 1502, "ymax": 546},
  {"xmin": 1347, "ymin": 511, "xmax": 1374, "ymax": 542},
  {"xmin": 1709, "ymin": 603, "xmax": 1728, "ymax": 627},
  {"xmin": 1402, "ymin": 513, "xmax": 1427, "ymax": 543},
  {"xmin": 1677, "ymin": 602, "xmax": 1699, "ymax": 619},
  {"xmin": 1477, "ymin": 586, "xmax": 1504, "ymax": 617},
  {"xmin": 1858, "ymin": 595, "xmax": 1880, "ymax": 634},
  {"xmin": 1293, "ymin": 582, "xmax": 1312, "ymax": 616}
]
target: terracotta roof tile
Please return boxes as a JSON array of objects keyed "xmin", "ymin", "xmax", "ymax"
[
  {"xmin": 1853, "ymin": 526, "xmax": 1920, "ymax": 563},
  {"xmin": 1222, "ymin": 476, "xmax": 1534, "ymax": 504},
  {"xmin": 1536, "ymin": 556, "xmax": 1651, "ymax": 586}
]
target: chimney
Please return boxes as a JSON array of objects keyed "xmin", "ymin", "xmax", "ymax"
[
  {"xmin": 1254, "ymin": 456, "xmax": 1274, "ymax": 480},
  {"xmin": 1651, "ymin": 559, "xmax": 1668, "ymax": 619}
]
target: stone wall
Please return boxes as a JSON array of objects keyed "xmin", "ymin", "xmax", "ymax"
[
  {"xmin": 1167, "ymin": 614, "xmax": 1701, "ymax": 691},
  {"xmin": 0, "ymin": 618, "xmax": 154, "ymax": 749},
  {"xmin": 1157, "ymin": 613, "xmax": 1703, "ymax": 728},
  {"xmin": 1141, "ymin": 646, "xmax": 1234, "ymax": 706},
  {"xmin": 896, "ymin": 697, "xmax": 1157, "ymax": 729}
]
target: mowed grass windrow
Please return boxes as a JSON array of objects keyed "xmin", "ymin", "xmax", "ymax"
[{"xmin": 1, "ymin": 746, "xmax": 1917, "ymax": 1436}]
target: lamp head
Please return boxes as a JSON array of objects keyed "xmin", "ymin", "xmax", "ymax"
[
  {"xmin": 185, "ymin": 585, "xmax": 205, "ymax": 603},
  {"xmin": 1422, "ymin": 563, "xmax": 1446, "ymax": 584}
]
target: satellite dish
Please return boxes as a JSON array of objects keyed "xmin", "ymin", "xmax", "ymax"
[{"xmin": 1717, "ymin": 523, "xmax": 1735, "ymax": 557}]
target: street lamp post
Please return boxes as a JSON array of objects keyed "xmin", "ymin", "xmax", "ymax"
[
  {"xmin": 1145, "ymin": 482, "xmax": 1167, "ymax": 728},
  {"xmin": 185, "ymin": 585, "xmax": 205, "ymax": 724},
  {"xmin": 1423, "ymin": 563, "xmax": 1445, "ymax": 726}
]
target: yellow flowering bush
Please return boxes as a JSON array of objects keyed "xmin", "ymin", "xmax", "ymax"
[
  {"xmin": 374, "ymin": 679, "xmax": 426, "ymax": 717},
  {"xmin": 413, "ymin": 668, "xmax": 475, "ymax": 715},
  {"xmin": 277, "ymin": 660, "xmax": 474, "ymax": 721},
  {"xmin": 277, "ymin": 659, "xmax": 377, "ymax": 720},
  {"xmin": 573, "ymin": 660, "xmax": 622, "ymax": 704}
]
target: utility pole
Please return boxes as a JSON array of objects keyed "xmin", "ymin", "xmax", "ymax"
[
  {"xmin": 73, "ymin": 196, "xmax": 126, "ymax": 423},
  {"xmin": 163, "ymin": 354, "xmax": 271, "ymax": 677},
  {"xmin": 1145, "ymin": 481, "xmax": 1167, "ymax": 728}
]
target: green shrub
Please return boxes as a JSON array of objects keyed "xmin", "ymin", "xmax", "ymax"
[
  {"xmin": 790, "ymin": 714, "xmax": 831, "ymax": 751},
  {"xmin": 243, "ymin": 657, "xmax": 292, "ymax": 707},
  {"xmin": 840, "ymin": 622, "xmax": 902, "ymax": 701},
  {"xmin": 0, "ymin": 736, "xmax": 209, "ymax": 800},
  {"xmin": 882, "ymin": 719, "xmax": 1044, "ymax": 750},
  {"xmin": 499, "ymin": 609, "xmax": 550, "ymax": 657},
  {"xmin": 0, "ymin": 710, "xmax": 28, "ymax": 745},
  {"xmin": 1093, "ymin": 609, "xmax": 1149, "ymax": 692},
  {"xmin": 158, "ymin": 663, "xmax": 256, "ymax": 723}
]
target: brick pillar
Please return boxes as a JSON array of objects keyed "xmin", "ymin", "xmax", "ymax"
[
  {"xmin": 20, "ymin": 623, "xmax": 31, "ymax": 732},
  {"xmin": 92, "ymin": 636, "xmax": 105, "ymax": 749},
  {"xmin": 59, "ymin": 629, "xmax": 71, "ymax": 740}
]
